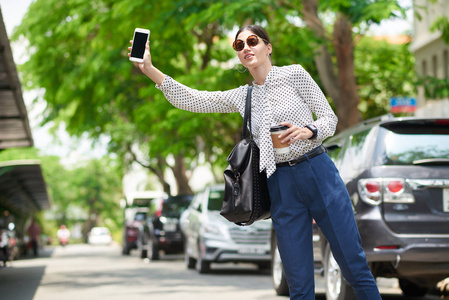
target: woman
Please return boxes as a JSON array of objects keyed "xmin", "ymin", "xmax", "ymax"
[{"xmin": 129, "ymin": 25, "xmax": 381, "ymax": 299}]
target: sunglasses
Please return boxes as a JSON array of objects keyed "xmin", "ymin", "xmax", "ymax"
[{"xmin": 232, "ymin": 35, "xmax": 264, "ymax": 52}]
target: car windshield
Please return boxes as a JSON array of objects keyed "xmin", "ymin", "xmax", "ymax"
[
  {"xmin": 383, "ymin": 131, "xmax": 449, "ymax": 165},
  {"xmin": 207, "ymin": 190, "xmax": 225, "ymax": 211},
  {"xmin": 91, "ymin": 228, "xmax": 109, "ymax": 235},
  {"xmin": 162, "ymin": 195, "xmax": 193, "ymax": 217},
  {"xmin": 134, "ymin": 212, "xmax": 147, "ymax": 221}
]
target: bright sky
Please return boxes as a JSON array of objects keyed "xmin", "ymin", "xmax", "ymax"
[{"xmin": 0, "ymin": 0, "xmax": 32, "ymax": 36}]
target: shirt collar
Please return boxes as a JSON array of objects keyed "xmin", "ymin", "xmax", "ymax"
[{"xmin": 252, "ymin": 66, "xmax": 277, "ymax": 87}]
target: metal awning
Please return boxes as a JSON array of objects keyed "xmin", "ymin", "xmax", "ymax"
[
  {"xmin": 0, "ymin": 9, "xmax": 49, "ymax": 215},
  {"xmin": 0, "ymin": 8, "xmax": 33, "ymax": 150},
  {"xmin": 0, "ymin": 160, "xmax": 50, "ymax": 215}
]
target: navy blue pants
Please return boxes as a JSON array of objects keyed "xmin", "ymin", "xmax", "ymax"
[{"xmin": 267, "ymin": 151, "xmax": 381, "ymax": 299}]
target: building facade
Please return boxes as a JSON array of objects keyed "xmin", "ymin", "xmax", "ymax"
[{"xmin": 410, "ymin": 0, "xmax": 449, "ymax": 117}]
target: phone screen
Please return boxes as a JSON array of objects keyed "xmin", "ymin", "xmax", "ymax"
[{"xmin": 130, "ymin": 31, "xmax": 148, "ymax": 59}]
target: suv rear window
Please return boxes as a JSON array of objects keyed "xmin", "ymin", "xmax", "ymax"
[
  {"xmin": 381, "ymin": 120, "xmax": 449, "ymax": 165},
  {"xmin": 161, "ymin": 195, "xmax": 193, "ymax": 217},
  {"xmin": 134, "ymin": 212, "xmax": 147, "ymax": 221}
]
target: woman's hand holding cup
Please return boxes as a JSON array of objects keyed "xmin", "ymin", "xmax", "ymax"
[{"xmin": 277, "ymin": 122, "xmax": 314, "ymax": 145}]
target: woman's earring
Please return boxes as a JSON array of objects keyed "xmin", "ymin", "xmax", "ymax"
[{"xmin": 235, "ymin": 64, "xmax": 247, "ymax": 73}]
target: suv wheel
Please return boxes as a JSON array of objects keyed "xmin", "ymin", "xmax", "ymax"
[
  {"xmin": 196, "ymin": 242, "xmax": 210, "ymax": 274},
  {"xmin": 140, "ymin": 248, "xmax": 147, "ymax": 259},
  {"xmin": 324, "ymin": 244, "xmax": 356, "ymax": 300},
  {"xmin": 140, "ymin": 234, "xmax": 148, "ymax": 259},
  {"xmin": 271, "ymin": 240, "xmax": 289, "ymax": 296},
  {"xmin": 399, "ymin": 279, "xmax": 428, "ymax": 297},
  {"xmin": 122, "ymin": 245, "xmax": 131, "ymax": 255},
  {"xmin": 257, "ymin": 262, "xmax": 271, "ymax": 271}
]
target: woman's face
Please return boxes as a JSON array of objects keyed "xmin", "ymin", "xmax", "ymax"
[{"xmin": 235, "ymin": 30, "xmax": 272, "ymax": 69}]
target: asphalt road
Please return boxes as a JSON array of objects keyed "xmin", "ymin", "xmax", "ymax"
[{"xmin": 0, "ymin": 244, "xmax": 445, "ymax": 300}]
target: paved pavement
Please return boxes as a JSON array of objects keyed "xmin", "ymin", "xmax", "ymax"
[
  {"xmin": 0, "ymin": 244, "xmax": 446, "ymax": 300},
  {"xmin": 0, "ymin": 246, "xmax": 54, "ymax": 299}
]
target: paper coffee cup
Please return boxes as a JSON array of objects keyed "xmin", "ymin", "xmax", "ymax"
[{"xmin": 270, "ymin": 125, "xmax": 290, "ymax": 154}]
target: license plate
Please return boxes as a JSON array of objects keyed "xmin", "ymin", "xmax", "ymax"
[
  {"xmin": 237, "ymin": 247, "xmax": 266, "ymax": 254},
  {"xmin": 444, "ymin": 189, "xmax": 449, "ymax": 212},
  {"xmin": 163, "ymin": 223, "xmax": 177, "ymax": 232}
]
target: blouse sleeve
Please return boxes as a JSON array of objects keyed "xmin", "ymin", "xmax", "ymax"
[
  {"xmin": 156, "ymin": 76, "xmax": 246, "ymax": 114},
  {"xmin": 291, "ymin": 65, "xmax": 338, "ymax": 142}
]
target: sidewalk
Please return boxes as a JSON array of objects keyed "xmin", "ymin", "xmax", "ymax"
[{"xmin": 0, "ymin": 246, "xmax": 55, "ymax": 300}]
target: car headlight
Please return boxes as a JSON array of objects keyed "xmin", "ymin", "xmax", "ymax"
[{"xmin": 200, "ymin": 223, "xmax": 223, "ymax": 238}]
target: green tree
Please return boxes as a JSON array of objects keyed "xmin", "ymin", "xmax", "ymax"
[
  {"xmin": 39, "ymin": 156, "xmax": 77, "ymax": 226},
  {"xmin": 13, "ymin": 0, "xmax": 244, "ymax": 195},
  {"xmin": 0, "ymin": 147, "xmax": 40, "ymax": 161},
  {"xmin": 290, "ymin": 0, "xmax": 406, "ymax": 130},
  {"xmin": 70, "ymin": 158, "xmax": 123, "ymax": 241},
  {"xmin": 13, "ymin": 0, "xmax": 411, "ymax": 195},
  {"xmin": 355, "ymin": 36, "xmax": 416, "ymax": 119}
]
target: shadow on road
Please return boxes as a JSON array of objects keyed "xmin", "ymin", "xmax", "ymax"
[{"xmin": 0, "ymin": 246, "xmax": 55, "ymax": 300}]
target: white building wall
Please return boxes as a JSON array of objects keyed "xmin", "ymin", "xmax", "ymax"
[{"xmin": 410, "ymin": 0, "xmax": 449, "ymax": 117}]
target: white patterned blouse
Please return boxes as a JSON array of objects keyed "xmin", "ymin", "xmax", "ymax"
[{"xmin": 156, "ymin": 64, "xmax": 338, "ymax": 178}]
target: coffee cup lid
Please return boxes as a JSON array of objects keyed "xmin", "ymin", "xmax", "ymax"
[{"xmin": 270, "ymin": 125, "xmax": 289, "ymax": 132}]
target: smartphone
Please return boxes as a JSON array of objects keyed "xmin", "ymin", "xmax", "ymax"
[{"xmin": 129, "ymin": 28, "xmax": 150, "ymax": 63}]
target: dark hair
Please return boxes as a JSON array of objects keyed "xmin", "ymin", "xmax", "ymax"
[
  {"xmin": 235, "ymin": 25, "xmax": 272, "ymax": 61},
  {"xmin": 234, "ymin": 25, "xmax": 271, "ymax": 45}
]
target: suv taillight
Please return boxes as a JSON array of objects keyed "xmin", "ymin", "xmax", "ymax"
[
  {"xmin": 126, "ymin": 227, "xmax": 139, "ymax": 242},
  {"xmin": 155, "ymin": 199, "xmax": 164, "ymax": 217},
  {"xmin": 358, "ymin": 178, "xmax": 415, "ymax": 206}
]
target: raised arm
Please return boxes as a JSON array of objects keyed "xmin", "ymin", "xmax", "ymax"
[
  {"xmin": 128, "ymin": 40, "xmax": 165, "ymax": 86},
  {"xmin": 128, "ymin": 39, "xmax": 245, "ymax": 115}
]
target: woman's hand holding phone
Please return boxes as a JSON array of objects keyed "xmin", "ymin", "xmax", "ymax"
[
  {"xmin": 128, "ymin": 30, "xmax": 165, "ymax": 86},
  {"xmin": 128, "ymin": 40, "xmax": 152, "ymax": 71}
]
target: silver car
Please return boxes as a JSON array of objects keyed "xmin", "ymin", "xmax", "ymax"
[{"xmin": 181, "ymin": 184, "xmax": 272, "ymax": 273}]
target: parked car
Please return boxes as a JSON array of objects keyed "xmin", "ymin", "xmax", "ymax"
[
  {"xmin": 88, "ymin": 227, "xmax": 112, "ymax": 245},
  {"xmin": 271, "ymin": 116, "xmax": 449, "ymax": 299},
  {"xmin": 122, "ymin": 207, "xmax": 149, "ymax": 255},
  {"xmin": 181, "ymin": 184, "xmax": 272, "ymax": 273},
  {"xmin": 140, "ymin": 194, "xmax": 194, "ymax": 260},
  {"xmin": 122, "ymin": 191, "xmax": 166, "ymax": 256}
]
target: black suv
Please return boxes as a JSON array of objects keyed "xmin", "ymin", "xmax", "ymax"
[
  {"xmin": 272, "ymin": 116, "xmax": 449, "ymax": 299},
  {"xmin": 141, "ymin": 194, "xmax": 194, "ymax": 260}
]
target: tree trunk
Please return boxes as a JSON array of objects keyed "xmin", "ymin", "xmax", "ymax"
[
  {"xmin": 301, "ymin": 0, "xmax": 340, "ymax": 100},
  {"xmin": 171, "ymin": 152, "xmax": 194, "ymax": 195},
  {"xmin": 200, "ymin": 23, "xmax": 218, "ymax": 71},
  {"xmin": 333, "ymin": 13, "xmax": 362, "ymax": 130},
  {"xmin": 156, "ymin": 156, "xmax": 172, "ymax": 195},
  {"xmin": 301, "ymin": 0, "xmax": 361, "ymax": 132}
]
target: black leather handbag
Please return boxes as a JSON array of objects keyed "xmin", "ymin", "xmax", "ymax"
[{"xmin": 220, "ymin": 86, "xmax": 271, "ymax": 226}]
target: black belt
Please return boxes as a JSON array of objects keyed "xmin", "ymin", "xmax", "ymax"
[{"xmin": 276, "ymin": 145, "xmax": 327, "ymax": 168}]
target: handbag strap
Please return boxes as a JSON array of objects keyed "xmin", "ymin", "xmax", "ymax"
[{"xmin": 242, "ymin": 86, "xmax": 253, "ymax": 139}]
